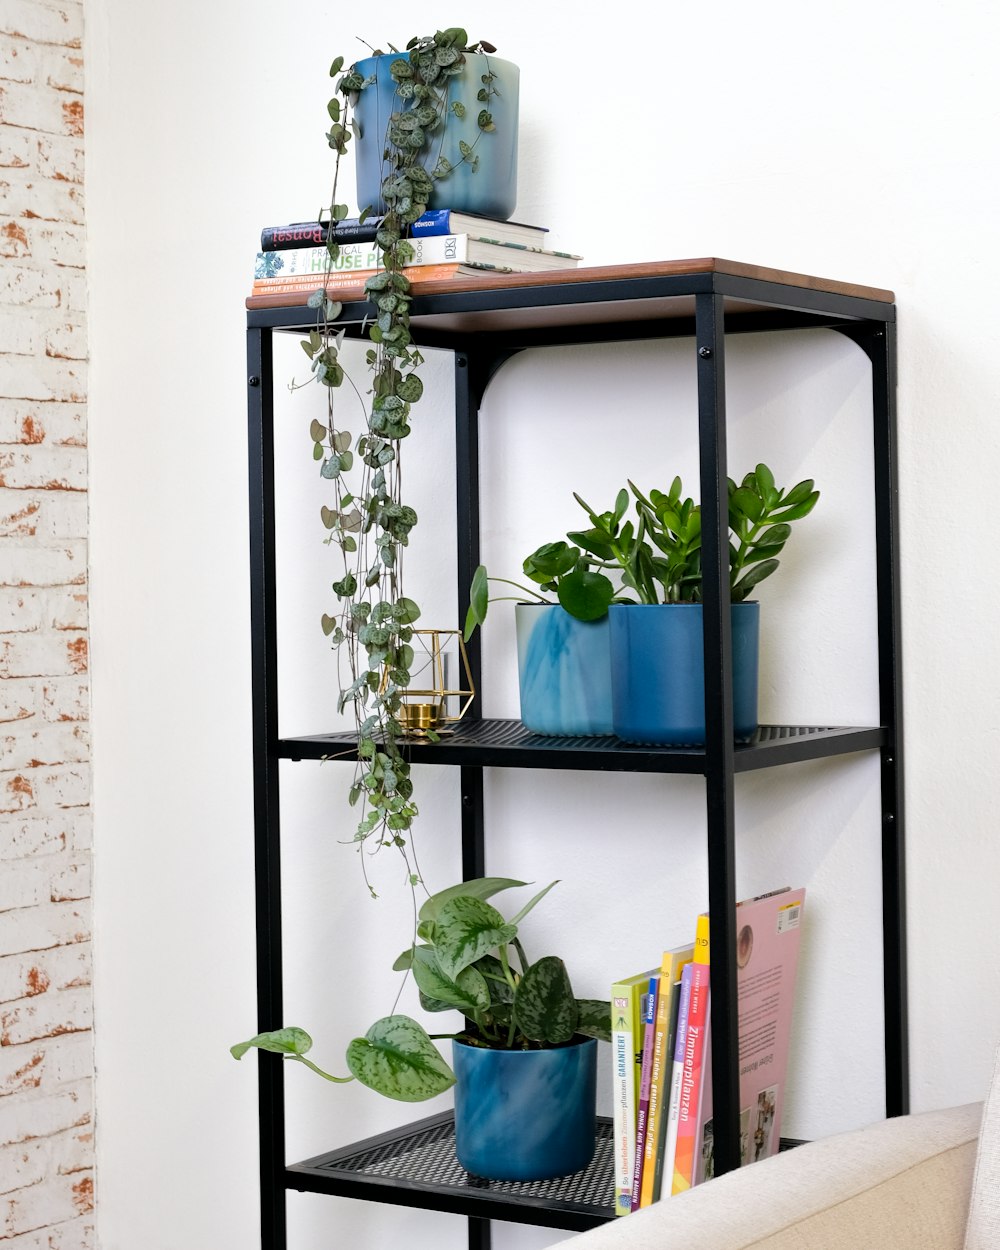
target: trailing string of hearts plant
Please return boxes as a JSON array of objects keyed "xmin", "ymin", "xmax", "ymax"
[{"xmin": 296, "ymin": 30, "xmax": 501, "ymax": 896}]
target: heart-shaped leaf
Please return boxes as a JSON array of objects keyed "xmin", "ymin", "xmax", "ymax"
[
  {"xmin": 575, "ymin": 998, "xmax": 612, "ymax": 1043},
  {"xmin": 433, "ymin": 896, "xmax": 516, "ymax": 981},
  {"xmin": 230, "ymin": 1026, "xmax": 312, "ymax": 1061},
  {"xmin": 346, "ymin": 1015, "xmax": 455, "ymax": 1101},
  {"xmin": 410, "ymin": 945, "xmax": 490, "ymax": 1013},
  {"xmin": 418, "ymin": 877, "xmax": 527, "ymax": 925},
  {"xmin": 514, "ymin": 957, "xmax": 578, "ymax": 1044}
]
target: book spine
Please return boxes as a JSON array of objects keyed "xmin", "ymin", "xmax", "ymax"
[
  {"xmin": 254, "ymin": 235, "xmax": 470, "ymax": 279},
  {"xmin": 260, "ymin": 219, "xmax": 384, "ymax": 250},
  {"xmin": 610, "ymin": 988, "xmax": 638, "ymax": 1216},
  {"xmin": 406, "ymin": 209, "xmax": 454, "ymax": 237},
  {"xmin": 671, "ymin": 916, "xmax": 711, "ymax": 1195},
  {"xmin": 662, "ymin": 968, "xmax": 692, "ymax": 1198},
  {"xmin": 630, "ymin": 978, "xmax": 659, "ymax": 1212},
  {"xmin": 251, "ymin": 263, "xmax": 467, "ymax": 296},
  {"xmin": 639, "ymin": 979, "xmax": 671, "ymax": 1207},
  {"xmin": 651, "ymin": 980, "xmax": 683, "ymax": 1202}
]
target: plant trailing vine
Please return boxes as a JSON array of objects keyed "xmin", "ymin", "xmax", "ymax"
[{"xmin": 296, "ymin": 30, "xmax": 502, "ymax": 893}]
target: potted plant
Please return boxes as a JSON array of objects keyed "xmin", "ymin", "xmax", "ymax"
[
  {"xmin": 464, "ymin": 540, "xmax": 616, "ymax": 735},
  {"xmin": 351, "ymin": 34, "xmax": 519, "ymax": 220},
  {"xmin": 570, "ymin": 465, "xmax": 820, "ymax": 745},
  {"xmin": 297, "ymin": 31, "xmax": 517, "ymax": 889},
  {"xmin": 232, "ymin": 878, "xmax": 610, "ymax": 1181}
]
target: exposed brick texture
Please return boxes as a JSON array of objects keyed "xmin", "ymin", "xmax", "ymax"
[{"xmin": 0, "ymin": 2, "xmax": 92, "ymax": 1244}]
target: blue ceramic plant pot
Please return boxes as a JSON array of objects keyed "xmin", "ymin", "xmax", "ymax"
[
  {"xmin": 609, "ymin": 602, "xmax": 760, "ymax": 746},
  {"xmin": 515, "ymin": 604, "xmax": 613, "ymax": 736},
  {"xmin": 452, "ymin": 1037, "xmax": 597, "ymax": 1181},
  {"xmin": 353, "ymin": 52, "xmax": 519, "ymax": 220}
]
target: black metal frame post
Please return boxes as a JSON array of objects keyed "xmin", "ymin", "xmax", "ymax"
[
  {"xmin": 695, "ymin": 292, "xmax": 741, "ymax": 1178},
  {"xmin": 834, "ymin": 319, "xmax": 907, "ymax": 1119},
  {"xmin": 454, "ymin": 349, "xmax": 490, "ymax": 1250},
  {"xmin": 871, "ymin": 319, "xmax": 908, "ymax": 1118},
  {"xmin": 247, "ymin": 326, "xmax": 287, "ymax": 1250}
]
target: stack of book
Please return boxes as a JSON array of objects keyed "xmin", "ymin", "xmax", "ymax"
[
  {"xmin": 252, "ymin": 209, "xmax": 581, "ymax": 300},
  {"xmin": 611, "ymin": 886, "xmax": 806, "ymax": 1215}
]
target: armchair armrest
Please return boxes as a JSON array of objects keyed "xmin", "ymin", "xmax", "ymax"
[{"xmin": 564, "ymin": 1103, "xmax": 981, "ymax": 1250}]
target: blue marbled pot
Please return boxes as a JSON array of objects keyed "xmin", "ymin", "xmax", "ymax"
[
  {"xmin": 452, "ymin": 1038, "xmax": 597, "ymax": 1181},
  {"xmin": 353, "ymin": 53, "xmax": 519, "ymax": 220},
  {"xmin": 515, "ymin": 604, "xmax": 614, "ymax": 736},
  {"xmin": 609, "ymin": 602, "xmax": 760, "ymax": 746}
]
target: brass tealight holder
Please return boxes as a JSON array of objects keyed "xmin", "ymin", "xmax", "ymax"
[{"xmin": 395, "ymin": 629, "xmax": 475, "ymax": 737}]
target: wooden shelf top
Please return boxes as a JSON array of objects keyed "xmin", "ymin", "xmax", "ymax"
[{"xmin": 246, "ymin": 256, "xmax": 895, "ymax": 313}]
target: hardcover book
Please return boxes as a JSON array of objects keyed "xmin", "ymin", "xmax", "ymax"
[{"xmin": 694, "ymin": 886, "xmax": 807, "ymax": 1182}]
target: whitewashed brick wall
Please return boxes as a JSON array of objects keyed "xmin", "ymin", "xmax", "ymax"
[{"xmin": 0, "ymin": 0, "xmax": 93, "ymax": 1245}]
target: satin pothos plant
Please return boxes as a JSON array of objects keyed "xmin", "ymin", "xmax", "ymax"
[{"xmin": 232, "ymin": 878, "xmax": 610, "ymax": 1102}]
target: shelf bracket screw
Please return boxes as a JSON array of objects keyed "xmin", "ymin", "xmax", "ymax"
[
  {"xmin": 249, "ymin": 376, "xmax": 261, "ymax": 387},
  {"xmin": 698, "ymin": 347, "xmax": 713, "ymax": 358}
]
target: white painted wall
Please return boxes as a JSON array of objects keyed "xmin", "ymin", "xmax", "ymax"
[{"xmin": 85, "ymin": 1, "xmax": 1000, "ymax": 1247}]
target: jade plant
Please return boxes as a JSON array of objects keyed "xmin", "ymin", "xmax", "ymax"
[
  {"xmin": 464, "ymin": 464, "xmax": 820, "ymax": 638},
  {"xmin": 232, "ymin": 878, "xmax": 610, "ymax": 1102},
  {"xmin": 570, "ymin": 465, "xmax": 820, "ymax": 604},
  {"xmin": 297, "ymin": 30, "xmax": 506, "ymax": 890}
]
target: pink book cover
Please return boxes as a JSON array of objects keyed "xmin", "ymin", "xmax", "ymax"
[
  {"xmin": 694, "ymin": 886, "xmax": 807, "ymax": 1183},
  {"xmin": 670, "ymin": 953, "xmax": 710, "ymax": 1194}
]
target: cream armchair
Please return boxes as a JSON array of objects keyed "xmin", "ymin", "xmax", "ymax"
[{"xmin": 564, "ymin": 1045, "xmax": 1000, "ymax": 1250}]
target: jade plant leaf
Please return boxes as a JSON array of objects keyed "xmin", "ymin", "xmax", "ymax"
[
  {"xmin": 432, "ymin": 896, "xmax": 516, "ymax": 981},
  {"xmin": 513, "ymin": 956, "xmax": 578, "ymax": 1044},
  {"xmin": 346, "ymin": 1015, "xmax": 456, "ymax": 1101}
]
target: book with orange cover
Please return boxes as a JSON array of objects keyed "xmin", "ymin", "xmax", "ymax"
[
  {"xmin": 670, "ymin": 913, "xmax": 711, "ymax": 1195},
  {"xmin": 251, "ymin": 262, "xmax": 479, "ymax": 298},
  {"xmin": 639, "ymin": 943, "xmax": 694, "ymax": 1206}
]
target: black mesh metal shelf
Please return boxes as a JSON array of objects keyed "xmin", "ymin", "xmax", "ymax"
[
  {"xmin": 279, "ymin": 721, "xmax": 887, "ymax": 774},
  {"xmin": 287, "ymin": 1112, "xmax": 616, "ymax": 1231}
]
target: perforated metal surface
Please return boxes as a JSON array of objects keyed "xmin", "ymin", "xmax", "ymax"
[{"xmin": 301, "ymin": 1115, "xmax": 616, "ymax": 1215}]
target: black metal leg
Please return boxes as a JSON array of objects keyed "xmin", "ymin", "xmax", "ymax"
[
  {"xmin": 833, "ymin": 321, "xmax": 908, "ymax": 1119},
  {"xmin": 468, "ymin": 1216, "xmax": 492, "ymax": 1250},
  {"xmin": 248, "ymin": 327, "xmax": 287, "ymax": 1248},
  {"xmin": 694, "ymin": 293, "xmax": 741, "ymax": 1178}
]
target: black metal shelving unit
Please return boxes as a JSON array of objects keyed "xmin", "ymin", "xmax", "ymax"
[{"xmin": 246, "ymin": 259, "xmax": 905, "ymax": 1250}]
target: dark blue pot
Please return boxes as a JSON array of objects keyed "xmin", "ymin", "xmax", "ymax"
[
  {"xmin": 515, "ymin": 604, "xmax": 613, "ymax": 736},
  {"xmin": 452, "ymin": 1038, "xmax": 597, "ymax": 1181},
  {"xmin": 353, "ymin": 53, "xmax": 519, "ymax": 219},
  {"xmin": 609, "ymin": 603, "xmax": 760, "ymax": 746}
]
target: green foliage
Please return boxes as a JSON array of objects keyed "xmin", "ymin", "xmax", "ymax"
[
  {"xmin": 462, "ymin": 463, "xmax": 816, "ymax": 636},
  {"xmin": 297, "ymin": 32, "xmax": 504, "ymax": 889},
  {"xmin": 463, "ymin": 539, "xmax": 615, "ymax": 641},
  {"xmin": 233, "ymin": 879, "xmax": 610, "ymax": 1102},
  {"xmin": 574, "ymin": 464, "xmax": 819, "ymax": 605}
]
